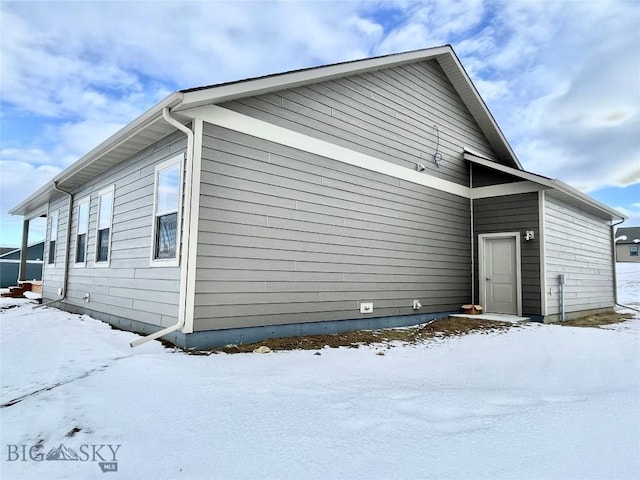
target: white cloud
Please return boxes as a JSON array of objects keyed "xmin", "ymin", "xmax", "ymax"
[
  {"xmin": 45, "ymin": 120, "xmax": 126, "ymax": 167},
  {"xmin": 0, "ymin": 161, "xmax": 61, "ymax": 212},
  {"xmin": 448, "ymin": 0, "xmax": 640, "ymax": 192},
  {"xmin": 375, "ymin": 0, "xmax": 485, "ymax": 54},
  {"xmin": 0, "ymin": 1, "xmax": 379, "ymax": 119},
  {"xmin": 0, "ymin": 160, "xmax": 61, "ymax": 246}
]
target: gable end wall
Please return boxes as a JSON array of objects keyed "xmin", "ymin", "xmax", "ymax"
[{"xmin": 220, "ymin": 60, "xmax": 499, "ymax": 188}]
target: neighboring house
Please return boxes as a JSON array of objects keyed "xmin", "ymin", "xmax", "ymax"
[
  {"xmin": 615, "ymin": 227, "xmax": 640, "ymax": 263},
  {"xmin": 0, "ymin": 242, "xmax": 44, "ymax": 288},
  {"xmin": 8, "ymin": 45, "xmax": 626, "ymax": 349}
]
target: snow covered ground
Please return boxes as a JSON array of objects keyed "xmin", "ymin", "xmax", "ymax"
[{"xmin": 1, "ymin": 265, "xmax": 639, "ymax": 480}]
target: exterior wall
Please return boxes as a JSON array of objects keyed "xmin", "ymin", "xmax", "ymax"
[
  {"xmin": 616, "ymin": 244, "xmax": 640, "ymax": 263},
  {"xmin": 42, "ymin": 131, "xmax": 187, "ymax": 329},
  {"xmin": 0, "ymin": 263, "xmax": 42, "ymax": 288},
  {"xmin": 473, "ymin": 192, "xmax": 541, "ymax": 315},
  {"xmin": 0, "ymin": 242, "xmax": 44, "ymax": 287},
  {"xmin": 193, "ymin": 123, "xmax": 471, "ymax": 331},
  {"xmin": 544, "ymin": 194, "xmax": 614, "ymax": 316},
  {"xmin": 220, "ymin": 60, "xmax": 500, "ymax": 188}
]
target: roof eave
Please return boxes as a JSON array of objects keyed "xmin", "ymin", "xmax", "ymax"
[
  {"xmin": 464, "ymin": 150, "xmax": 626, "ymax": 222},
  {"xmin": 174, "ymin": 45, "xmax": 521, "ymax": 169},
  {"xmin": 54, "ymin": 92, "xmax": 183, "ymax": 187},
  {"xmin": 9, "ymin": 45, "xmax": 526, "ymax": 216},
  {"xmin": 9, "ymin": 92, "xmax": 184, "ymax": 216},
  {"xmin": 174, "ymin": 46, "xmax": 453, "ymax": 112}
]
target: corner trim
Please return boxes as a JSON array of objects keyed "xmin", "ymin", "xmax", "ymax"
[
  {"xmin": 538, "ymin": 191, "xmax": 548, "ymax": 316},
  {"xmin": 183, "ymin": 119, "xmax": 204, "ymax": 334}
]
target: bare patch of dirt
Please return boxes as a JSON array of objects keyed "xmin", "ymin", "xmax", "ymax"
[
  {"xmin": 66, "ymin": 427, "xmax": 82, "ymax": 437},
  {"xmin": 559, "ymin": 311, "xmax": 634, "ymax": 328},
  {"xmin": 193, "ymin": 317, "xmax": 517, "ymax": 355}
]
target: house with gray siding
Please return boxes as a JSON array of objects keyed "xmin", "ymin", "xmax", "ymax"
[
  {"xmin": 8, "ymin": 45, "xmax": 626, "ymax": 348},
  {"xmin": 615, "ymin": 227, "xmax": 640, "ymax": 263},
  {"xmin": 0, "ymin": 241, "xmax": 44, "ymax": 288}
]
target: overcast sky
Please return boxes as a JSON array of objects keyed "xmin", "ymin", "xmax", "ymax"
[{"xmin": 1, "ymin": 0, "xmax": 639, "ymax": 246}]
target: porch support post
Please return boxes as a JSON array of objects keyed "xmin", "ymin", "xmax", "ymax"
[{"xmin": 18, "ymin": 218, "xmax": 29, "ymax": 282}]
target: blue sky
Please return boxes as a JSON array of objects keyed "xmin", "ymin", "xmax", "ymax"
[{"xmin": 1, "ymin": 0, "xmax": 638, "ymax": 246}]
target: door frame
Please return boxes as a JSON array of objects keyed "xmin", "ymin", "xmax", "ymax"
[{"xmin": 478, "ymin": 232, "xmax": 522, "ymax": 316}]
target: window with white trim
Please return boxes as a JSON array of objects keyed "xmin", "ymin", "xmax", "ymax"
[
  {"xmin": 75, "ymin": 197, "xmax": 90, "ymax": 264},
  {"xmin": 631, "ymin": 245, "xmax": 639, "ymax": 257},
  {"xmin": 151, "ymin": 155, "xmax": 183, "ymax": 265},
  {"xmin": 48, "ymin": 211, "xmax": 58, "ymax": 265},
  {"xmin": 95, "ymin": 186, "xmax": 114, "ymax": 264}
]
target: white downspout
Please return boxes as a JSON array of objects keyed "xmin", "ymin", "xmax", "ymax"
[
  {"xmin": 35, "ymin": 182, "xmax": 73, "ymax": 308},
  {"xmin": 130, "ymin": 107, "xmax": 195, "ymax": 347},
  {"xmin": 611, "ymin": 218, "xmax": 625, "ymax": 305},
  {"xmin": 559, "ymin": 274, "xmax": 566, "ymax": 322}
]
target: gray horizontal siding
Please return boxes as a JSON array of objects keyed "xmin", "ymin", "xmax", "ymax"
[
  {"xmin": 220, "ymin": 59, "xmax": 499, "ymax": 188},
  {"xmin": 194, "ymin": 124, "xmax": 471, "ymax": 331},
  {"xmin": 41, "ymin": 131, "xmax": 187, "ymax": 329},
  {"xmin": 544, "ymin": 194, "xmax": 614, "ymax": 315},
  {"xmin": 473, "ymin": 192, "xmax": 541, "ymax": 315}
]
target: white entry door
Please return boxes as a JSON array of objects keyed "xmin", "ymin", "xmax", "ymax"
[{"xmin": 479, "ymin": 233, "xmax": 521, "ymax": 315}]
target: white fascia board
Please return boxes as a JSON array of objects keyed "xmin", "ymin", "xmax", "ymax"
[
  {"xmin": 0, "ymin": 259, "xmax": 43, "ymax": 264},
  {"xmin": 182, "ymin": 105, "xmax": 471, "ymax": 199},
  {"xmin": 175, "ymin": 47, "xmax": 452, "ymax": 112},
  {"xmin": 547, "ymin": 179, "xmax": 627, "ymax": 222},
  {"xmin": 472, "ymin": 181, "xmax": 545, "ymax": 199}
]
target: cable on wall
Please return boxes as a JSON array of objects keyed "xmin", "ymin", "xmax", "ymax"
[{"xmin": 432, "ymin": 124, "xmax": 442, "ymax": 168}]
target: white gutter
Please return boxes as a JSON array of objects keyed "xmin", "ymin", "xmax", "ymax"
[
  {"xmin": 130, "ymin": 107, "xmax": 194, "ymax": 348},
  {"xmin": 35, "ymin": 182, "xmax": 73, "ymax": 308}
]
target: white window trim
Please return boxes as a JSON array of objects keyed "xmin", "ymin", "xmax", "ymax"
[
  {"xmin": 46, "ymin": 209, "xmax": 59, "ymax": 268},
  {"xmin": 150, "ymin": 154, "xmax": 184, "ymax": 267},
  {"xmin": 94, "ymin": 185, "xmax": 115, "ymax": 267},
  {"xmin": 74, "ymin": 196, "xmax": 91, "ymax": 268}
]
